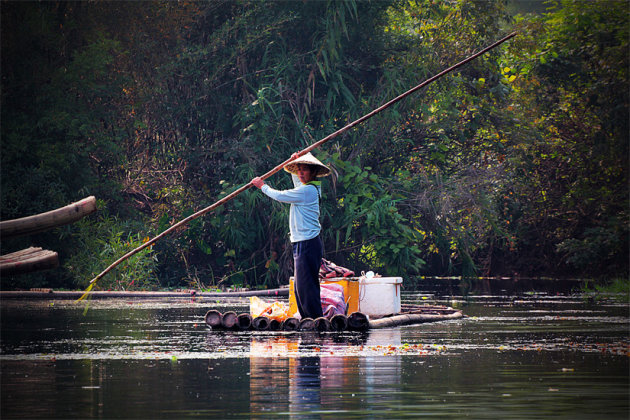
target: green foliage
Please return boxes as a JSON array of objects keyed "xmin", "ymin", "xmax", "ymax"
[
  {"xmin": 373, "ymin": 0, "xmax": 519, "ymax": 276},
  {"xmin": 500, "ymin": 0, "xmax": 629, "ymax": 277},
  {"xmin": 65, "ymin": 202, "xmax": 158, "ymax": 291},
  {"xmin": 325, "ymin": 155, "xmax": 425, "ymax": 275},
  {"xmin": 581, "ymin": 277, "xmax": 630, "ymax": 303},
  {"xmin": 1, "ymin": 0, "xmax": 627, "ymax": 290},
  {"xmin": 1, "ymin": 7, "xmax": 127, "ymax": 219}
]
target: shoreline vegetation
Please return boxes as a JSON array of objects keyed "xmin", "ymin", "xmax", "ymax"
[
  {"xmin": 580, "ymin": 278, "xmax": 630, "ymax": 302},
  {"xmin": 1, "ymin": 1, "xmax": 627, "ymax": 292}
]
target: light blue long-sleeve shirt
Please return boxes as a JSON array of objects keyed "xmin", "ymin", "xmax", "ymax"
[{"xmin": 261, "ymin": 174, "xmax": 321, "ymax": 243}]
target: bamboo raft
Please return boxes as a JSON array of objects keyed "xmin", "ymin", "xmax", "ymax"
[{"xmin": 204, "ymin": 305, "xmax": 462, "ymax": 332}]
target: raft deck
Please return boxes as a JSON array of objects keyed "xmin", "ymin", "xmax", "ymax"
[{"xmin": 204, "ymin": 304, "xmax": 463, "ymax": 332}]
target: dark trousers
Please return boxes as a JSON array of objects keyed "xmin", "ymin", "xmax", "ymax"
[{"xmin": 293, "ymin": 235, "xmax": 323, "ymax": 319}]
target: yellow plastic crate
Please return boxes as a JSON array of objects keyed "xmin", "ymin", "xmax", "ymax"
[{"xmin": 289, "ymin": 277, "xmax": 360, "ymax": 317}]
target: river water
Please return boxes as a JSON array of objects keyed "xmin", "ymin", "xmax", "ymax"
[{"xmin": 1, "ymin": 289, "xmax": 628, "ymax": 419}]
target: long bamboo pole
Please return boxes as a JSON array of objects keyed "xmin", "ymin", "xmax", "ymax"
[{"xmin": 85, "ymin": 32, "xmax": 516, "ymax": 291}]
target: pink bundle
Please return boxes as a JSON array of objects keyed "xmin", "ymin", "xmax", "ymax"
[
  {"xmin": 320, "ymin": 282, "xmax": 347, "ymax": 318},
  {"xmin": 319, "ymin": 259, "xmax": 355, "ymax": 279}
]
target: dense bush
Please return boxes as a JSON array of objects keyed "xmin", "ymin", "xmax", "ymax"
[{"xmin": 1, "ymin": 0, "xmax": 627, "ymax": 290}]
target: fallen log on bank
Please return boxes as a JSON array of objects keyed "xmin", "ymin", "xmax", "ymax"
[
  {"xmin": 0, "ymin": 196, "xmax": 97, "ymax": 238},
  {"xmin": 0, "ymin": 197, "xmax": 96, "ymax": 276},
  {"xmin": 0, "ymin": 247, "xmax": 59, "ymax": 276}
]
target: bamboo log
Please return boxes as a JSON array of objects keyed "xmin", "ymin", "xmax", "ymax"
[
  {"xmin": 0, "ymin": 197, "xmax": 97, "ymax": 238},
  {"xmin": 1, "ymin": 290, "xmax": 275, "ymax": 299},
  {"xmin": 330, "ymin": 314, "xmax": 348, "ymax": 331},
  {"xmin": 368, "ymin": 310, "xmax": 463, "ymax": 329},
  {"xmin": 298, "ymin": 318, "xmax": 316, "ymax": 331},
  {"xmin": 237, "ymin": 313, "xmax": 253, "ymax": 330},
  {"xmin": 398, "ymin": 304, "xmax": 460, "ymax": 317},
  {"xmin": 252, "ymin": 316, "xmax": 270, "ymax": 331},
  {"xmin": 221, "ymin": 311, "xmax": 238, "ymax": 329},
  {"xmin": 347, "ymin": 312, "xmax": 370, "ymax": 331},
  {"xmin": 268, "ymin": 318, "xmax": 281, "ymax": 331},
  {"xmin": 85, "ymin": 33, "xmax": 517, "ymax": 291},
  {"xmin": 206, "ymin": 288, "xmax": 289, "ymax": 298},
  {"xmin": 204, "ymin": 310, "xmax": 223, "ymax": 328},
  {"xmin": 314, "ymin": 317, "xmax": 332, "ymax": 332},
  {"xmin": 401, "ymin": 304, "xmax": 458, "ymax": 313},
  {"xmin": 282, "ymin": 317, "xmax": 300, "ymax": 331}
]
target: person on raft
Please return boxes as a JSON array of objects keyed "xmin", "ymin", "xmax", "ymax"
[{"xmin": 251, "ymin": 152, "xmax": 331, "ymax": 320}]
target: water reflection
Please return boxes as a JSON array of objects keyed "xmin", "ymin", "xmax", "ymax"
[
  {"xmin": 249, "ymin": 335, "xmax": 338, "ymax": 417},
  {"xmin": 363, "ymin": 329, "xmax": 402, "ymax": 392},
  {"xmin": 247, "ymin": 330, "xmax": 403, "ymax": 417},
  {"xmin": 290, "ymin": 356, "xmax": 320, "ymax": 417}
]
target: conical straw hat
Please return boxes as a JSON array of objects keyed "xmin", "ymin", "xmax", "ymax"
[{"xmin": 284, "ymin": 152, "xmax": 331, "ymax": 177}]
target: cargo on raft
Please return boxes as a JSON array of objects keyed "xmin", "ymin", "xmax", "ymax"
[{"xmin": 204, "ymin": 304, "xmax": 463, "ymax": 332}]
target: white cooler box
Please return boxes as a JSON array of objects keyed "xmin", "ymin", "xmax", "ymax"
[{"xmin": 358, "ymin": 277, "xmax": 402, "ymax": 317}]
